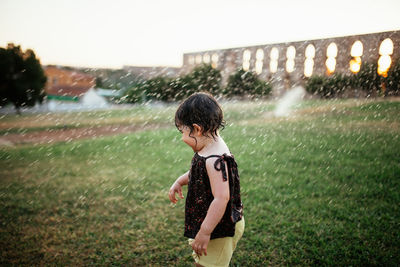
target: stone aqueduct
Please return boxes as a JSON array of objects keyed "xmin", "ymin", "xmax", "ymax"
[{"xmin": 181, "ymin": 30, "xmax": 400, "ymax": 96}]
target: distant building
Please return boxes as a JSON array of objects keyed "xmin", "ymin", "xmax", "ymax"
[
  {"xmin": 44, "ymin": 66, "xmax": 96, "ymax": 101},
  {"xmin": 96, "ymin": 88, "xmax": 124, "ymax": 102}
]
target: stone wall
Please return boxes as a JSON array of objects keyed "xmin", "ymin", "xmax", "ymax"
[
  {"xmin": 182, "ymin": 30, "xmax": 400, "ymax": 96},
  {"xmin": 123, "ymin": 66, "xmax": 181, "ymax": 80}
]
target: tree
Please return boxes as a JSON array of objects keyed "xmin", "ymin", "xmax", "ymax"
[{"xmin": 0, "ymin": 44, "xmax": 47, "ymax": 114}]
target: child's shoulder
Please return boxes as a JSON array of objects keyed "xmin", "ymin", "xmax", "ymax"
[
  {"xmin": 196, "ymin": 152, "xmax": 235, "ymax": 171},
  {"xmin": 196, "ymin": 152, "xmax": 232, "ymax": 160}
]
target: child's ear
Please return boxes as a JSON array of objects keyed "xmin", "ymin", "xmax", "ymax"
[{"xmin": 192, "ymin": 124, "xmax": 203, "ymax": 136}]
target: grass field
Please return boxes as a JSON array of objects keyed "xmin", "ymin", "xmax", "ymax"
[{"xmin": 1, "ymin": 98, "xmax": 399, "ymax": 266}]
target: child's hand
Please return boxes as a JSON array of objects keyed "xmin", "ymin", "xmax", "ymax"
[
  {"xmin": 168, "ymin": 181, "xmax": 184, "ymax": 204},
  {"xmin": 192, "ymin": 230, "xmax": 210, "ymax": 256}
]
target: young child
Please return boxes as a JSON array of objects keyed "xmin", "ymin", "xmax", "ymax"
[{"xmin": 169, "ymin": 92, "xmax": 244, "ymax": 267}]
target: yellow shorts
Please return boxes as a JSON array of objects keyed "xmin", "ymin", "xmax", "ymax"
[{"xmin": 188, "ymin": 218, "xmax": 245, "ymax": 267}]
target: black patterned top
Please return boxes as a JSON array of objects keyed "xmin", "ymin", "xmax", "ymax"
[{"xmin": 184, "ymin": 152, "xmax": 243, "ymax": 240}]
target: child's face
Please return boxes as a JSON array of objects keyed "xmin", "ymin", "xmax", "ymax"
[{"xmin": 178, "ymin": 125, "xmax": 199, "ymax": 152}]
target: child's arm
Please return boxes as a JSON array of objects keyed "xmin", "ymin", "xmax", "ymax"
[
  {"xmin": 168, "ymin": 171, "xmax": 189, "ymax": 204},
  {"xmin": 191, "ymin": 159, "xmax": 230, "ymax": 257}
]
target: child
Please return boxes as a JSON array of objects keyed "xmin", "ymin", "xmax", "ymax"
[{"xmin": 169, "ymin": 92, "xmax": 244, "ymax": 267}]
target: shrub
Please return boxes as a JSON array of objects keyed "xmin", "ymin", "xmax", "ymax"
[
  {"xmin": 168, "ymin": 75, "xmax": 194, "ymax": 101},
  {"xmin": 189, "ymin": 64, "xmax": 222, "ymax": 96},
  {"xmin": 350, "ymin": 62, "xmax": 382, "ymax": 96},
  {"xmin": 166, "ymin": 64, "xmax": 222, "ymax": 101},
  {"xmin": 125, "ymin": 76, "xmax": 172, "ymax": 103},
  {"xmin": 125, "ymin": 85, "xmax": 146, "ymax": 103},
  {"xmin": 144, "ymin": 76, "xmax": 173, "ymax": 101},
  {"xmin": 305, "ymin": 75, "xmax": 325, "ymax": 97},
  {"xmin": 224, "ymin": 68, "xmax": 272, "ymax": 98},
  {"xmin": 386, "ymin": 60, "xmax": 400, "ymax": 95},
  {"xmin": 305, "ymin": 74, "xmax": 350, "ymax": 98}
]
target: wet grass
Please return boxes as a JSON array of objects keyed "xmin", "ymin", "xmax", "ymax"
[
  {"xmin": 0, "ymin": 104, "xmax": 177, "ymax": 134},
  {"xmin": 0, "ymin": 98, "xmax": 399, "ymax": 266}
]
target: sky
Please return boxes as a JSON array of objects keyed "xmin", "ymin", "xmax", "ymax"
[{"xmin": 1, "ymin": 0, "xmax": 399, "ymax": 69}]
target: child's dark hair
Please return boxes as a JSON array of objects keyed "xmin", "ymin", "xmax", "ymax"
[{"xmin": 175, "ymin": 92, "xmax": 225, "ymax": 139}]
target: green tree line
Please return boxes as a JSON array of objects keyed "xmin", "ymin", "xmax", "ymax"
[{"xmin": 124, "ymin": 64, "xmax": 272, "ymax": 103}]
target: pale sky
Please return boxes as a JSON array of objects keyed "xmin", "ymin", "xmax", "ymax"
[{"xmin": 1, "ymin": 0, "xmax": 399, "ymax": 69}]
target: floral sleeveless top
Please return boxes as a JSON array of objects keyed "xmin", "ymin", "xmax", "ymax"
[{"xmin": 184, "ymin": 152, "xmax": 243, "ymax": 240}]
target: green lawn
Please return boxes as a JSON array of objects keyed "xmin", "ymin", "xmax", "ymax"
[{"xmin": 0, "ymin": 98, "xmax": 399, "ymax": 266}]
